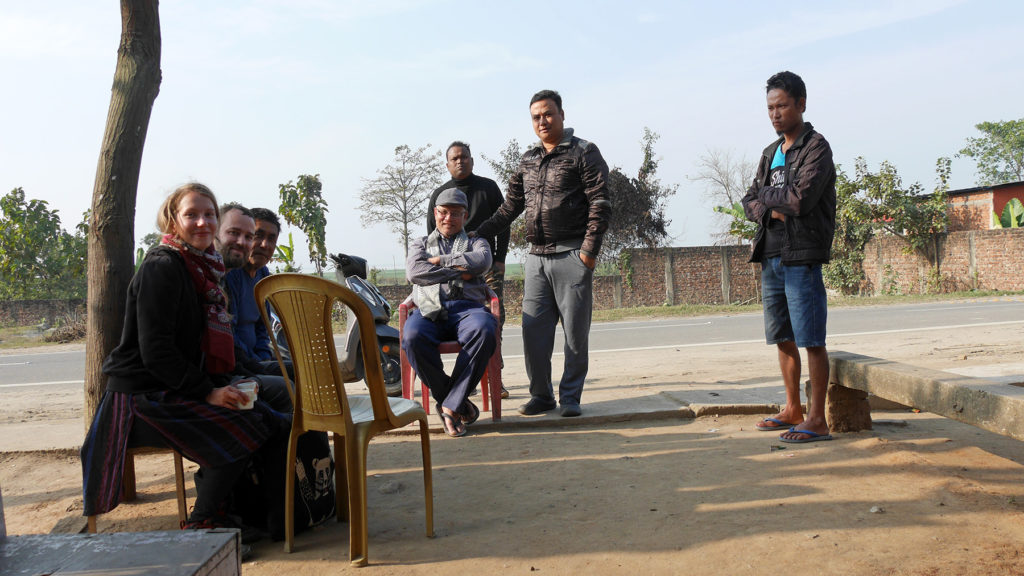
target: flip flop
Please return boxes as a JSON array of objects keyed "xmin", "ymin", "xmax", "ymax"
[
  {"xmin": 779, "ymin": 427, "xmax": 833, "ymax": 443},
  {"xmin": 755, "ymin": 417, "xmax": 800, "ymax": 431},
  {"xmin": 461, "ymin": 399, "xmax": 480, "ymax": 426},
  {"xmin": 440, "ymin": 411, "xmax": 466, "ymax": 437}
]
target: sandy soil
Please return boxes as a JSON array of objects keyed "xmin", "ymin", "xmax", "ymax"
[
  {"xmin": 3, "ymin": 413, "xmax": 1024, "ymax": 576},
  {"xmin": 3, "ymin": 304, "xmax": 1024, "ymax": 574}
]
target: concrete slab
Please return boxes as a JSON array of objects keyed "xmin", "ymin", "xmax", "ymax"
[
  {"xmin": 830, "ymin": 350, "xmax": 1024, "ymax": 441},
  {"xmin": 0, "ymin": 530, "xmax": 239, "ymax": 576}
]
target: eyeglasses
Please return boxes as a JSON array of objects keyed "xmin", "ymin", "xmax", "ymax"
[{"xmin": 435, "ymin": 208, "xmax": 465, "ymax": 220}]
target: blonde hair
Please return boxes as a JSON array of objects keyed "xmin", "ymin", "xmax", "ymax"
[{"xmin": 156, "ymin": 182, "xmax": 220, "ymax": 235}]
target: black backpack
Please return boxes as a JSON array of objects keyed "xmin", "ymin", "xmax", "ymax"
[{"xmin": 230, "ymin": 430, "xmax": 336, "ymax": 540}]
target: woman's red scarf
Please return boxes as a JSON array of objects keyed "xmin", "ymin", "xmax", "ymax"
[{"xmin": 161, "ymin": 234, "xmax": 235, "ymax": 374}]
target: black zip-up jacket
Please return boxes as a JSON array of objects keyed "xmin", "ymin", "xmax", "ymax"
[
  {"xmin": 475, "ymin": 128, "xmax": 612, "ymax": 259},
  {"xmin": 742, "ymin": 122, "xmax": 836, "ymax": 264}
]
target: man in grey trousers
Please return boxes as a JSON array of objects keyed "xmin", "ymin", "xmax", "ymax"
[{"xmin": 474, "ymin": 89, "xmax": 611, "ymax": 417}]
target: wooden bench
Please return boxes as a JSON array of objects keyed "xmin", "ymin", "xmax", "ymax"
[
  {"xmin": 86, "ymin": 446, "xmax": 189, "ymax": 533},
  {"xmin": 825, "ymin": 350, "xmax": 1024, "ymax": 441}
]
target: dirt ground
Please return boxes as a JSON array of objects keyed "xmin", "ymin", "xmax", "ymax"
[
  {"xmin": 3, "ymin": 412, "xmax": 1024, "ymax": 575},
  {"xmin": 3, "ymin": 306, "xmax": 1024, "ymax": 575}
]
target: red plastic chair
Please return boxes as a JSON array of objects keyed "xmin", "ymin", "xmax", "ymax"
[{"xmin": 399, "ymin": 292, "xmax": 502, "ymax": 422}]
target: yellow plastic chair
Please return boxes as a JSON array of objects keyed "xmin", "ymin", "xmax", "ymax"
[{"xmin": 255, "ymin": 273, "xmax": 433, "ymax": 567}]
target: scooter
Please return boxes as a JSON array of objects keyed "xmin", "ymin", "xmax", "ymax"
[{"xmin": 329, "ymin": 253, "xmax": 403, "ymax": 396}]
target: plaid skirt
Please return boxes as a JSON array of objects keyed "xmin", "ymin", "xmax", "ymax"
[{"xmin": 81, "ymin": 389, "xmax": 288, "ymax": 516}]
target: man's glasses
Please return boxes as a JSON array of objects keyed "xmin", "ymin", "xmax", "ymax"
[{"xmin": 435, "ymin": 208, "xmax": 465, "ymax": 220}]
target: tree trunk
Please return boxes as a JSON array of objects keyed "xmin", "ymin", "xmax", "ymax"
[{"xmin": 84, "ymin": 0, "xmax": 161, "ymax": 428}]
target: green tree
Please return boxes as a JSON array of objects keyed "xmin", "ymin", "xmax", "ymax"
[
  {"xmin": 278, "ymin": 174, "xmax": 329, "ymax": 276},
  {"xmin": 822, "ymin": 168, "xmax": 874, "ymax": 294},
  {"xmin": 134, "ymin": 231, "xmax": 162, "ymax": 271},
  {"xmin": 482, "ymin": 139, "xmax": 527, "ymax": 255},
  {"xmin": 823, "ymin": 157, "xmax": 950, "ymax": 294},
  {"xmin": 602, "ymin": 128, "xmax": 677, "ymax": 259},
  {"xmin": 711, "ymin": 202, "xmax": 758, "ymax": 243},
  {"xmin": 958, "ymin": 119, "xmax": 1024, "ymax": 186},
  {"xmin": 358, "ymin": 144, "xmax": 445, "ymax": 257},
  {"xmin": 140, "ymin": 231, "xmax": 161, "ymax": 250},
  {"xmin": 0, "ymin": 188, "xmax": 87, "ymax": 300},
  {"xmin": 274, "ymin": 232, "xmax": 301, "ymax": 273}
]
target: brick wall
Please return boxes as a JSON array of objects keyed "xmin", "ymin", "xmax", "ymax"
[
  {"xmin": 947, "ymin": 193, "xmax": 992, "ymax": 232},
  {"xmin": 619, "ymin": 246, "xmax": 760, "ymax": 306},
  {"xmin": 0, "ymin": 299, "xmax": 85, "ymax": 327},
  {"xmin": 860, "ymin": 228, "xmax": 1024, "ymax": 294},
  {"xmin": 9, "ymin": 232, "xmax": 1020, "ymax": 327}
]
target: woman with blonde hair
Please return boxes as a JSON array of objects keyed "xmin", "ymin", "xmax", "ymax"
[{"xmin": 81, "ymin": 182, "xmax": 287, "ymax": 535}]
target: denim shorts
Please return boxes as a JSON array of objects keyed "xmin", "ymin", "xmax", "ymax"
[{"xmin": 761, "ymin": 257, "xmax": 827, "ymax": 347}]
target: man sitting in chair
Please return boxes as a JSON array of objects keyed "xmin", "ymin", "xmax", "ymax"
[{"xmin": 402, "ymin": 188, "xmax": 498, "ymax": 437}]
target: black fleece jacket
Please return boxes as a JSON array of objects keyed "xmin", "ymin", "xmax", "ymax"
[{"xmin": 103, "ymin": 246, "xmax": 228, "ymax": 399}]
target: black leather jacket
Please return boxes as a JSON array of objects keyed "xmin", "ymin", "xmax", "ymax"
[
  {"xmin": 475, "ymin": 128, "xmax": 612, "ymax": 259},
  {"xmin": 742, "ymin": 123, "xmax": 836, "ymax": 264}
]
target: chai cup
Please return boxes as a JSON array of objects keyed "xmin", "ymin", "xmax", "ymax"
[{"xmin": 234, "ymin": 380, "xmax": 259, "ymax": 410}]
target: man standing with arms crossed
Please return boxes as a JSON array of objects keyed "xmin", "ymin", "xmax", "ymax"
[
  {"xmin": 428, "ymin": 142, "xmax": 510, "ymax": 398},
  {"xmin": 741, "ymin": 71, "xmax": 837, "ymax": 443},
  {"xmin": 475, "ymin": 89, "xmax": 611, "ymax": 417}
]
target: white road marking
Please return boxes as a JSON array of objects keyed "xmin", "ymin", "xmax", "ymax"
[
  {"xmin": 0, "ymin": 380, "xmax": 83, "ymax": 389},
  {"xmin": 503, "ymin": 320, "xmax": 1024, "ymax": 359}
]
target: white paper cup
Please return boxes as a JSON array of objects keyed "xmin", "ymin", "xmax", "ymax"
[{"xmin": 235, "ymin": 380, "xmax": 258, "ymax": 410}]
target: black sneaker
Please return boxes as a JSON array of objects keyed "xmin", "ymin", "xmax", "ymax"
[
  {"xmin": 559, "ymin": 404, "xmax": 582, "ymax": 417},
  {"xmin": 518, "ymin": 398, "xmax": 556, "ymax": 416}
]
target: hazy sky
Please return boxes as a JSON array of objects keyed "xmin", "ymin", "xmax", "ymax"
[{"xmin": 2, "ymin": 0, "xmax": 1021, "ymax": 271}]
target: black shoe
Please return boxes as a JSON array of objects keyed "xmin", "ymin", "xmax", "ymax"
[
  {"xmin": 240, "ymin": 543, "xmax": 254, "ymax": 562},
  {"xmin": 182, "ymin": 514, "xmax": 266, "ymax": 544},
  {"xmin": 560, "ymin": 404, "xmax": 582, "ymax": 417},
  {"xmin": 518, "ymin": 398, "xmax": 556, "ymax": 416},
  {"xmin": 500, "ymin": 385, "xmax": 509, "ymax": 399}
]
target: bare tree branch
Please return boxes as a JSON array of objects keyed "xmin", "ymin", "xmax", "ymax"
[{"xmin": 358, "ymin": 144, "xmax": 445, "ymax": 257}]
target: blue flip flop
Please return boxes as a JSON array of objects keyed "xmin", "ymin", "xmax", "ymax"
[
  {"xmin": 779, "ymin": 427, "xmax": 833, "ymax": 443},
  {"xmin": 756, "ymin": 417, "xmax": 800, "ymax": 431}
]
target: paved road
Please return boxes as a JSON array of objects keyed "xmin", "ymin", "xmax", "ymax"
[
  {"xmin": 3, "ymin": 298, "xmax": 1023, "ymax": 392},
  {"xmin": 500, "ymin": 298, "xmax": 1024, "ymax": 357}
]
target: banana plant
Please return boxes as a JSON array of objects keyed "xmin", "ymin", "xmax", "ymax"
[
  {"xmin": 274, "ymin": 232, "xmax": 301, "ymax": 273},
  {"xmin": 992, "ymin": 198, "xmax": 1024, "ymax": 228}
]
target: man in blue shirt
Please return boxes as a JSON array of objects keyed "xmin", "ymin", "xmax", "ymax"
[
  {"xmin": 217, "ymin": 205, "xmax": 292, "ymax": 392},
  {"xmin": 224, "ymin": 207, "xmax": 281, "ymax": 365}
]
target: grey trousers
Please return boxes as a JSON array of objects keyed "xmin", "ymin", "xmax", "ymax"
[{"xmin": 521, "ymin": 249, "xmax": 594, "ymax": 406}]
